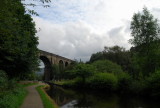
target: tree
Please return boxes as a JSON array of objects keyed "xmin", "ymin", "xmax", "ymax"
[
  {"xmin": 89, "ymin": 52, "xmax": 104, "ymax": 63},
  {"xmin": 130, "ymin": 7, "xmax": 160, "ymax": 47},
  {"xmin": 92, "ymin": 60, "xmax": 123, "ymax": 75},
  {"xmin": 130, "ymin": 7, "xmax": 160, "ymax": 76},
  {"xmin": 104, "ymin": 45, "xmax": 125, "ymax": 53},
  {"xmin": 89, "ymin": 46, "xmax": 131, "ymax": 72},
  {"xmin": 69, "ymin": 64, "xmax": 95, "ymax": 84},
  {"xmin": 0, "ymin": 0, "xmax": 39, "ymax": 79},
  {"xmin": 22, "ymin": 0, "xmax": 51, "ymax": 15}
]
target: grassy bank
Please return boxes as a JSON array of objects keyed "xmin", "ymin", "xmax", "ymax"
[
  {"xmin": 0, "ymin": 70, "xmax": 30, "ymax": 108},
  {"xmin": 36, "ymin": 85, "xmax": 59, "ymax": 108},
  {"xmin": 0, "ymin": 85, "xmax": 27, "ymax": 108}
]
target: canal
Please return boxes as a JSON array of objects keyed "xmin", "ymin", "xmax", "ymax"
[{"xmin": 47, "ymin": 85, "xmax": 160, "ymax": 108}]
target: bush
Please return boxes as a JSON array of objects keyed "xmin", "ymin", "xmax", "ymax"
[
  {"xmin": 61, "ymin": 78, "xmax": 83, "ymax": 88},
  {"xmin": 0, "ymin": 70, "xmax": 8, "ymax": 91},
  {"xmin": 0, "ymin": 86, "xmax": 27, "ymax": 108},
  {"xmin": 87, "ymin": 73, "xmax": 118, "ymax": 91},
  {"xmin": 147, "ymin": 70, "xmax": 160, "ymax": 96},
  {"xmin": 67, "ymin": 64, "xmax": 96, "ymax": 84},
  {"xmin": 117, "ymin": 72, "xmax": 131, "ymax": 93},
  {"xmin": 130, "ymin": 79, "xmax": 147, "ymax": 94},
  {"xmin": 0, "ymin": 70, "xmax": 27, "ymax": 108},
  {"xmin": 92, "ymin": 60, "xmax": 123, "ymax": 75}
]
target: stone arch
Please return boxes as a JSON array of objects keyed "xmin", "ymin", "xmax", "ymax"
[
  {"xmin": 39, "ymin": 56, "xmax": 52, "ymax": 81},
  {"xmin": 59, "ymin": 60, "xmax": 64, "ymax": 66},
  {"xmin": 65, "ymin": 62, "xmax": 68, "ymax": 67}
]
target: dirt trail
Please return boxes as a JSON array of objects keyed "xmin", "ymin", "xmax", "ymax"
[{"xmin": 20, "ymin": 84, "xmax": 44, "ymax": 108}]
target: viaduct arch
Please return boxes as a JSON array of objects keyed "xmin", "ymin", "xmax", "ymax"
[{"xmin": 39, "ymin": 50, "xmax": 74, "ymax": 81}]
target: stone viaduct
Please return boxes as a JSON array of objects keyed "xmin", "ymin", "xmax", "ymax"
[{"xmin": 39, "ymin": 50, "xmax": 74, "ymax": 81}]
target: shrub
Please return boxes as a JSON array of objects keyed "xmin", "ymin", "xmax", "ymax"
[
  {"xmin": 130, "ymin": 79, "xmax": 147, "ymax": 94},
  {"xmin": 0, "ymin": 70, "xmax": 8, "ymax": 91},
  {"xmin": 147, "ymin": 70, "xmax": 160, "ymax": 96},
  {"xmin": 62, "ymin": 78, "xmax": 83, "ymax": 88},
  {"xmin": 117, "ymin": 72, "xmax": 131, "ymax": 93},
  {"xmin": 67, "ymin": 64, "xmax": 96, "ymax": 84},
  {"xmin": 87, "ymin": 73, "xmax": 118, "ymax": 91},
  {"xmin": 0, "ymin": 86, "xmax": 27, "ymax": 108},
  {"xmin": 92, "ymin": 60, "xmax": 123, "ymax": 75},
  {"xmin": 0, "ymin": 70, "xmax": 27, "ymax": 108}
]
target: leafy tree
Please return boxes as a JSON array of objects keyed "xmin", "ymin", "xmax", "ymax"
[
  {"xmin": 130, "ymin": 7, "xmax": 160, "ymax": 47},
  {"xmin": 89, "ymin": 46, "xmax": 131, "ymax": 72},
  {"xmin": 92, "ymin": 60, "xmax": 123, "ymax": 75},
  {"xmin": 104, "ymin": 45, "xmax": 125, "ymax": 53},
  {"xmin": 130, "ymin": 7, "xmax": 160, "ymax": 76},
  {"xmin": 69, "ymin": 64, "xmax": 96, "ymax": 84},
  {"xmin": 89, "ymin": 52, "xmax": 104, "ymax": 63},
  {"xmin": 103, "ymin": 46, "xmax": 131, "ymax": 71},
  {"xmin": 0, "ymin": 0, "xmax": 39, "ymax": 79}
]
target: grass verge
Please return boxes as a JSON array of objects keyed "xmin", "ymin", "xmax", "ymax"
[
  {"xmin": 21, "ymin": 82, "xmax": 38, "ymax": 87},
  {"xmin": 36, "ymin": 85, "xmax": 59, "ymax": 108},
  {"xmin": 0, "ymin": 87, "xmax": 27, "ymax": 108}
]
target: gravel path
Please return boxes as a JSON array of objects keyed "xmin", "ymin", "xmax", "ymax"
[{"xmin": 20, "ymin": 84, "xmax": 44, "ymax": 108}]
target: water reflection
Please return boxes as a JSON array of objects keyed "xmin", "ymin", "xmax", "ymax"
[{"xmin": 47, "ymin": 85, "xmax": 160, "ymax": 108}]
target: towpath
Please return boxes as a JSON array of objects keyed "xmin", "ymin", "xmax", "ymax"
[{"xmin": 20, "ymin": 83, "xmax": 44, "ymax": 108}]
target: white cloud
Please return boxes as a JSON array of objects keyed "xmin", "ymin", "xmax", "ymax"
[
  {"xmin": 26, "ymin": 0, "xmax": 160, "ymax": 61},
  {"xmin": 34, "ymin": 17, "xmax": 130, "ymax": 61}
]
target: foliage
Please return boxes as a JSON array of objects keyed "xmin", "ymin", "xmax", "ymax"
[
  {"xmin": 129, "ymin": 79, "xmax": 147, "ymax": 95},
  {"xmin": 63, "ymin": 62, "xmax": 78, "ymax": 80},
  {"xmin": 87, "ymin": 73, "xmax": 118, "ymax": 91},
  {"xmin": 0, "ymin": 0, "xmax": 39, "ymax": 79},
  {"xmin": 51, "ymin": 64, "xmax": 60, "ymax": 80},
  {"xmin": 0, "ymin": 70, "xmax": 19, "ymax": 91},
  {"xmin": 22, "ymin": 0, "xmax": 51, "ymax": 15},
  {"xmin": 0, "ymin": 71, "xmax": 27, "ymax": 108},
  {"xmin": 36, "ymin": 85, "xmax": 59, "ymax": 108},
  {"xmin": 147, "ymin": 70, "xmax": 160, "ymax": 96},
  {"xmin": 59, "ymin": 78, "xmax": 83, "ymax": 88},
  {"xmin": 0, "ymin": 70, "xmax": 8, "ymax": 91},
  {"xmin": 129, "ymin": 7, "xmax": 160, "ymax": 76},
  {"xmin": 92, "ymin": 60, "xmax": 123, "ymax": 75},
  {"xmin": 35, "ymin": 74, "xmax": 44, "ymax": 81},
  {"xmin": 0, "ymin": 87, "xmax": 27, "ymax": 108},
  {"xmin": 51, "ymin": 62, "xmax": 75, "ymax": 81},
  {"xmin": 59, "ymin": 73, "xmax": 118, "ymax": 91},
  {"xmin": 68, "ymin": 63, "xmax": 96, "ymax": 84},
  {"xmin": 89, "ymin": 46, "xmax": 131, "ymax": 72},
  {"xmin": 129, "ymin": 7, "xmax": 160, "ymax": 47},
  {"xmin": 117, "ymin": 72, "xmax": 132, "ymax": 92},
  {"xmin": 89, "ymin": 52, "xmax": 104, "ymax": 63}
]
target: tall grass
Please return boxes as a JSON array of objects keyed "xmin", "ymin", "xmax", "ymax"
[
  {"xmin": 0, "ymin": 70, "xmax": 28, "ymax": 108},
  {"xmin": 0, "ymin": 86, "xmax": 27, "ymax": 108}
]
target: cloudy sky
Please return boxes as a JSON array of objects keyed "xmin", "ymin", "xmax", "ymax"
[{"xmin": 26, "ymin": 0, "xmax": 160, "ymax": 62}]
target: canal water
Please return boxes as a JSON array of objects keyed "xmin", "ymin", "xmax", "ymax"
[{"xmin": 47, "ymin": 85, "xmax": 160, "ymax": 108}]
